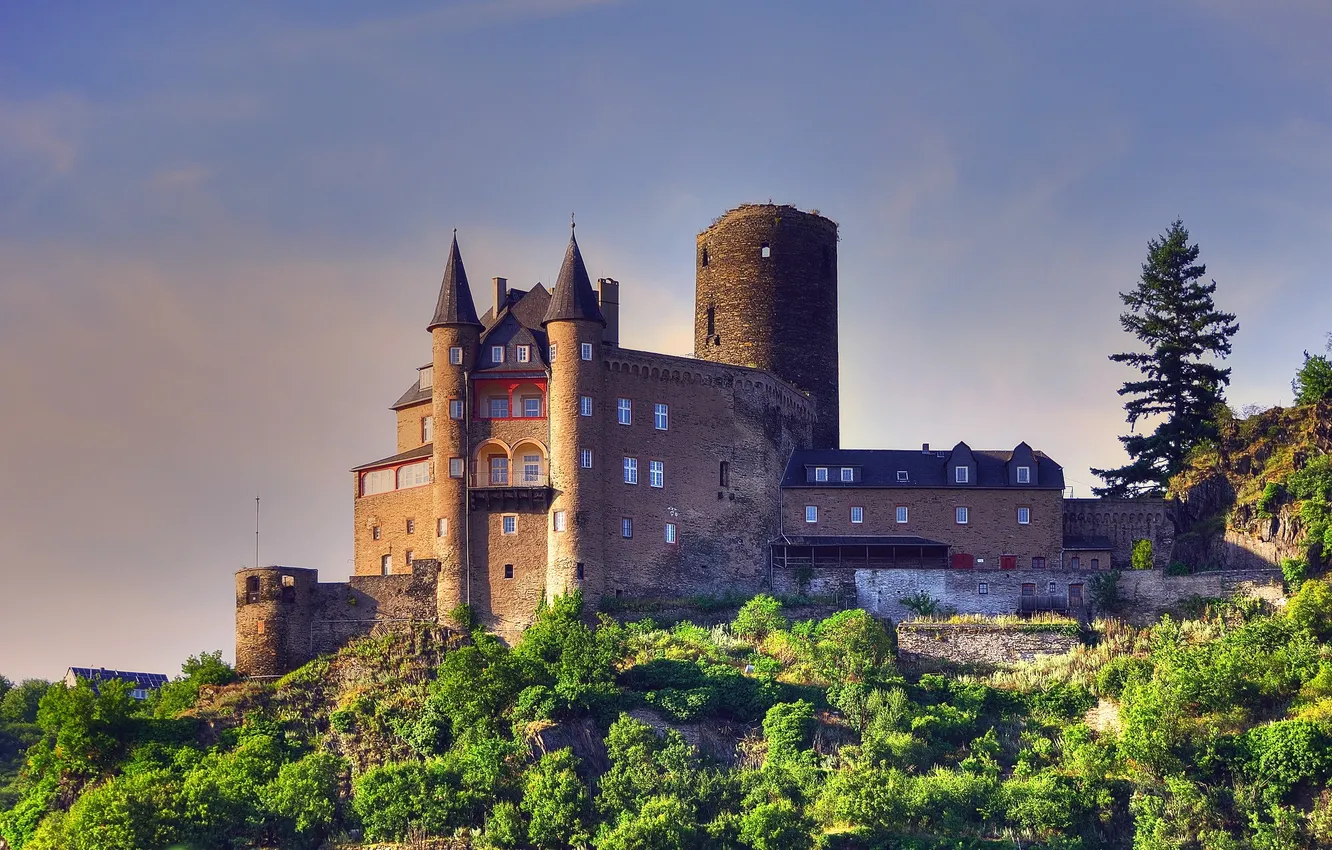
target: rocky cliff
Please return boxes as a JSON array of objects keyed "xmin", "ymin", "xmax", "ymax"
[{"xmin": 1170, "ymin": 401, "xmax": 1332, "ymax": 570}]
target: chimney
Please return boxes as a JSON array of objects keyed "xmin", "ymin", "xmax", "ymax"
[
  {"xmin": 492, "ymin": 277, "xmax": 507, "ymax": 315},
  {"xmin": 922, "ymin": 443, "xmax": 930, "ymax": 454},
  {"xmin": 598, "ymin": 278, "xmax": 620, "ymax": 347}
]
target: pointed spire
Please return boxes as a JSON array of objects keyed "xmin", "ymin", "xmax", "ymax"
[
  {"xmin": 427, "ymin": 231, "xmax": 482, "ymax": 331},
  {"xmin": 542, "ymin": 227, "xmax": 606, "ymax": 327}
]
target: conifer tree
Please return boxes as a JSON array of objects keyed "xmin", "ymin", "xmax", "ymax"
[{"xmin": 1092, "ymin": 220, "xmax": 1238, "ymax": 497}]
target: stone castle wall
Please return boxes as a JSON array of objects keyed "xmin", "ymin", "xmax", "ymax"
[
  {"xmin": 896, "ymin": 623, "xmax": 1082, "ymax": 666},
  {"xmin": 1063, "ymin": 498, "xmax": 1175, "ymax": 569}
]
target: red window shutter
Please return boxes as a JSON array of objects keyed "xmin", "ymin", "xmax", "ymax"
[
  {"xmin": 1000, "ymin": 555, "xmax": 1017, "ymax": 570},
  {"xmin": 950, "ymin": 553, "xmax": 974, "ymax": 570}
]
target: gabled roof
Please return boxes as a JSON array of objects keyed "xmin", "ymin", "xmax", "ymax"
[
  {"xmin": 351, "ymin": 443, "xmax": 433, "ymax": 472},
  {"xmin": 66, "ymin": 668, "xmax": 168, "ymax": 691},
  {"xmin": 427, "ymin": 233, "xmax": 482, "ymax": 331},
  {"xmin": 782, "ymin": 447, "xmax": 1064, "ymax": 489},
  {"xmin": 542, "ymin": 231, "xmax": 605, "ymax": 326},
  {"xmin": 391, "ymin": 381, "xmax": 431, "ymax": 410},
  {"xmin": 480, "ymin": 284, "xmax": 552, "ymax": 330}
]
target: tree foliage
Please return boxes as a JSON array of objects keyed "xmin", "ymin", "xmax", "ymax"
[
  {"xmin": 1293, "ymin": 334, "xmax": 1332, "ymax": 406},
  {"xmin": 1093, "ymin": 219, "xmax": 1238, "ymax": 496}
]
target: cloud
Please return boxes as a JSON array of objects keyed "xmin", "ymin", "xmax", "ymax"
[{"xmin": 0, "ymin": 95, "xmax": 86, "ymax": 174}]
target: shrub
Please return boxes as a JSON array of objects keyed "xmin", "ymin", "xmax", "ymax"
[
  {"xmin": 1089, "ymin": 571, "xmax": 1123, "ymax": 614},
  {"xmin": 1287, "ymin": 579, "xmax": 1332, "ymax": 641},
  {"xmin": 733, "ymin": 595, "xmax": 787, "ymax": 641},
  {"xmin": 762, "ymin": 701, "xmax": 815, "ymax": 764},
  {"xmin": 1242, "ymin": 720, "xmax": 1332, "ymax": 801},
  {"xmin": 1131, "ymin": 539, "xmax": 1154, "ymax": 571},
  {"xmin": 1293, "ymin": 344, "xmax": 1332, "ymax": 406},
  {"xmin": 522, "ymin": 749, "xmax": 590, "ymax": 849},
  {"xmin": 1282, "ymin": 557, "xmax": 1308, "ymax": 589},
  {"xmin": 1258, "ymin": 482, "xmax": 1285, "ymax": 518},
  {"xmin": 900, "ymin": 591, "xmax": 944, "ymax": 618}
]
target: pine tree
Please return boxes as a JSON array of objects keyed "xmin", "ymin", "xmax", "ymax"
[{"xmin": 1092, "ymin": 220, "xmax": 1238, "ymax": 497}]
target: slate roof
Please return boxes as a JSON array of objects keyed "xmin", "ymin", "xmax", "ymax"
[
  {"xmin": 776, "ymin": 535, "xmax": 949, "ymax": 548},
  {"xmin": 66, "ymin": 668, "xmax": 168, "ymax": 692},
  {"xmin": 542, "ymin": 231, "xmax": 605, "ymax": 326},
  {"xmin": 427, "ymin": 234, "xmax": 482, "ymax": 330},
  {"xmin": 1062, "ymin": 535, "xmax": 1114, "ymax": 551},
  {"xmin": 391, "ymin": 381, "xmax": 431, "ymax": 410},
  {"xmin": 782, "ymin": 447, "xmax": 1064, "ymax": 489},
  {"xmin": 351, "ymin": 443, "xmax": 433, "ymax": 472}
]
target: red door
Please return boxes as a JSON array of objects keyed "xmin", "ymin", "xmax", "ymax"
[
  {"xmin": 1000, "ymin": 555, "xmax": 1017, "ymax": 570},
  {"xmin": 950, "ymin": 553, "xmax": 975, "ymax": 570}
]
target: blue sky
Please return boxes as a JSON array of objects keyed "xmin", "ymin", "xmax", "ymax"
[{"xmin": 2, "ymin": 0, "xmax": 1330, "ymax": 680}]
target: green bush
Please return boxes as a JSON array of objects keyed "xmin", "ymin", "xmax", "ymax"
[
  {"xmin": 732, "ymin": 595, "xmax": 787, "ymax": 641},
  {"xmin": 522, "ymin": 748, "xmax": 590, "ymax": 849},
  {"xmin": 1282, "ymin": 557, "xmax": 1308, "ymax": 589},
  {"xmin": 1288, "ymin": 579, "xmax": 1332, "ymax": 640},
  {"xmin": 1132, "ymin": 539, "xmax": 1154, "ymax": 570},
  {"xmin": 762, "ymin": 701, "xmax": 815, "ymax": 764},
  {"xmin": 1293, "ymin": 346, "xmax": 1332, "ymax": 406},
  {"xmin": 1258, "ymin": 482, "xmax": 1286, "ymax": 518}
]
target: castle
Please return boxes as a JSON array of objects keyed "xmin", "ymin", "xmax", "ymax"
[{"xmin": 235, "ymin": 204, "xmax": 1180, "ymax": 677}]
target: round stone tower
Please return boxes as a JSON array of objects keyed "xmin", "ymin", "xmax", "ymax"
[
  {"xmin": 694, "ymin": 204, "xmax": 840, "ymax": 448},
  {"xmin": 234, "ymin": 566, "xmax": 317, "ymax": 677},
  {"xmin": 543, "ymin": 229, "xmax": 606, "ymax": 602},
  {"xmin": 428, "ymin": 234, "xmax": 483, "ymax": 623}
]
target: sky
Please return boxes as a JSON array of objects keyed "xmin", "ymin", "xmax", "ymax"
[{"xmin": 2, "ymin": 0, "xmax": 1331, "ymax": 681}]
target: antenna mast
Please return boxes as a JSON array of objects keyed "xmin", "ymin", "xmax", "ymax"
[{"xmin": 255, "ymin": 496, "xmax": 260, "ymax": 568}]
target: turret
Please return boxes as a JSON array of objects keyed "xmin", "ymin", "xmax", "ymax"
[
  {"xmin": 542, "ymin": 226, "xmax": 607, "ymax": 602},
  {"xmin": 234, "ymin": 567, "xmax": 318, "ymax": 677},
  {"xmin": 695, "ymin": 204, "xmax": 840, "ymax": 448},
  {"xmin": 428, "ymin": 233, "xmax": 483, "ymax": 623}
]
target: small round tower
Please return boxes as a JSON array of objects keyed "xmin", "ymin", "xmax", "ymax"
[
  {"xmin": 234, "ymin": 566, "xmax": 317, "ymax": 677},
  {"xmin": 695, "ymin": 204, "xmax": 840, "ymax": 448},
  {"xmin": 543, "ymin": 229, "xmax": 606, "ymax": 602},
  {"xmin": 428, "ymin": 234, "xmax": 483, "ymax": 623}
]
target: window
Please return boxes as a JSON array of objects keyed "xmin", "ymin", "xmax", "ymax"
[
  {"xmin": 617, "ymin": 398, "xmax": 632, "ymax": 425},
  {"xmin": 760, "ymin": 242, "xmax": 770, "ymax": 258},
  {"xmin": 580, "ymin": 343, "xmax": 593, "ymax": 361},
  {"xmin": 449, "ymin": 457, "xmax": 464, "ymax": 478},
  {"xmin": 522, "ymin": 454, "xmax": 540, "ymax": 483},
  {"xmin": 576, "ymin": 562, "xmax": 584, "ymax": 579},
  {"xmin": 504, "ymin": 564, "xmax": 513, "ymax": 579},
  {"xmin": 649, "ymin": 460, "xmax": 664, "ymax": 488},
  {"xmin": 449, "ymin": 399, "xmax": 464, "ymax": 419},
  {"xmin": 490, "ymin": 457, "xmax": 509, "ymax": 485},
  {"xmin": 1070, "ymin": 556, "xmax": 1080, "ymax": 570},
  {"xmin": 489, "ymin": 397, "xmax": 509, "ymax": 419},
  {"xmin": 621, "ymin": 517, "xmax": 633, "ymax": 538},
  {"xmin": 654, "ymin": 403, "xmax": 669, "ymax": 430},
  {"xmin": 437, "ymin": 517, "xmax": 447, "ymax": 537},
  {"xmin": 624, "ymin": 457, "xmax": 638, "ymax": 484},
  {"xmin": 523, "ymin": 397, "xmax": 541, "ymax": 417},
  {"xmin": 956, "ymin": 506, "xmax": 969, "ymax": 524},
  {"xmin": 516, "ymin": 345, "xmax": 530, "ymax": 363},
  {"xmin": 665, "ymin": 522, "xmax": 677, "ymax": 544},
  {"xmin": 1017, "ymin": 465, "xmax": 1031, "ymax": 484},
  {"xmin": 850, "ymin": 506, "xmax": 864, "ymax": 524},
  {"xmin": 246, "ymin": 575, "xmax": 261, "ymax": 602},
  {"xmin": 701, "ymin": 247, "xmax": 709, "ymax": 267},
  {"xmin": 421, "ymin": 416, "xmax": 433, "ymax": 442},
  {"xmin": 719, "ymin": 461, "xmax": 730, "ymax": 487},
  {"xmin": 372, "ymin": 525, "xmax": 381, "ymax": 540},
  {"xmin": 955, "ymin": 466, "xmax": 969, "ymax": 484},
  {"xmin": 419, "ymin": 366, "xmax": 433, "ymax": 391},
  {"xmin": 1048, "ymin": 581, "xmax": 1057, "ymax": 594},
  {"xmin": 1032, "ymin": 556, "xmax": 1046, "ymax": 569},
  {"xmin": 706, "ymin": 306, "xmax": 716, "ymax": 337},
  {"xmin": 554, "ymin": 511, "xmax": 567, "ymax": 532},
  {"xmin": 398, "ymin": 461, "xmax": 429, "ymax": 489},
  {"xmin": 449, "ymin": 346, "xmax": 463, "ymax": 365},
  {"xmin": 361, "ymin": 468, "xmax": 394, "ymax": 496},
  {"xmin": 580, "ymin": 395, "xmax": 592, "ymax": 416},
  {"xmin": 896, "ymin": 506, "xmax": 908, "ymax": 524},
  {"xmin": 256, "ymin": 619, "xmax": 265, "ymax": 634},
  {"xmin": 815, "ymin": 467, "xmax": 829, "ymax": 482},
  {"xmin": 979, "ymin": 582, "xmax": 989, "ymax": 595},
  {"xmin": 841, "ymin": 467, "xmax": 854, "ymax": 482},
  {"xmin": 381, "ymin": 554, "xmax": 391, "ymax": 575},
  {"xmin": 896, "ymin": 470, "xmax": 909, "ymax": 482},
  {"xmin": 1017, "ymin": 507, "xmax": 1030, "ymax": 525},
  {"xmin": 1090, "ymin": 558, "xmax": 1100, "ymax": 570},
  {"xmin": 491, "ymin": 345, "xmax": 505, "ymax": 363},
  {"xmin": 405, "ymin": 549, "xmax": 414, "ymax": 565},
  {"xmin": 406, "ymin": 518, "xmax": 415, "ymax": 534},
  {"xmin": 549, "ymin": 343, "xmax": 558, "ymax": 361},
  {"xmin": 502, "ymin": 515, "xmax": 517, "ymax": 535},
  {"xmin": 805, "ymin": 505, "xmax": 817, "ymax": 523},
  {"xmin": 580, "ymin": 449, "xmax": 592, "ymax": 469}
]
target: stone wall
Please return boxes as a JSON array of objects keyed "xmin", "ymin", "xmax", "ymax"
[
  {"xmin": 1063, "ymin": 498, "xmax": 1175, "ymax": 569},
  {"xmin": 897, "ymin": 623, "xmax": 1082, "ymax": 666},
  {"xmin": 1115, "ymin": 567, "xmax": 1284, "ymax": 623}
]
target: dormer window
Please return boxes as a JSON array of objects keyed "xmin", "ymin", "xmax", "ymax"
[
  {"xmin": 419, "ymin": 366, "xmax": 433, "ymax": 391},
  {"xmin": 896, "ymin": 470, "xmax": 909, "ymax": 483},
  {"xmin": 814, "ymin": 467, "xmax": 828, "ymax": 482},
  {"xmin": 491, "ymin": 345, "xmax": 505, "ymax": 363},
  {"xmin": 955, "ymin": 466, "xmax": 969, "ymax": 484},
  {"xmin": 840, "ymin": 467, "xmax": 853, "ymax": 482},
  {"xmin": 1017, "ymin": 466, "xmax": 1031, "ymax": 484},
  {"xmin": 516, "ymin": 345, "xmax": 531, "ymax": 363}
]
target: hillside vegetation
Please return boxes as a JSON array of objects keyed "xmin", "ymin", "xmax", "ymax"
[{"xmin": 6, "ymin": 588, "xmax": 1332, "ymax": 849}]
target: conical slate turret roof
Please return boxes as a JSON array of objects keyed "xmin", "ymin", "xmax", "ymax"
[
  {"xmin": 542, "ymin": 230, "xmax": 605, "ymax": 327},
  {"xmin": 427, "ymin": 233, "xmax": 482, "ymax": 331}
]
